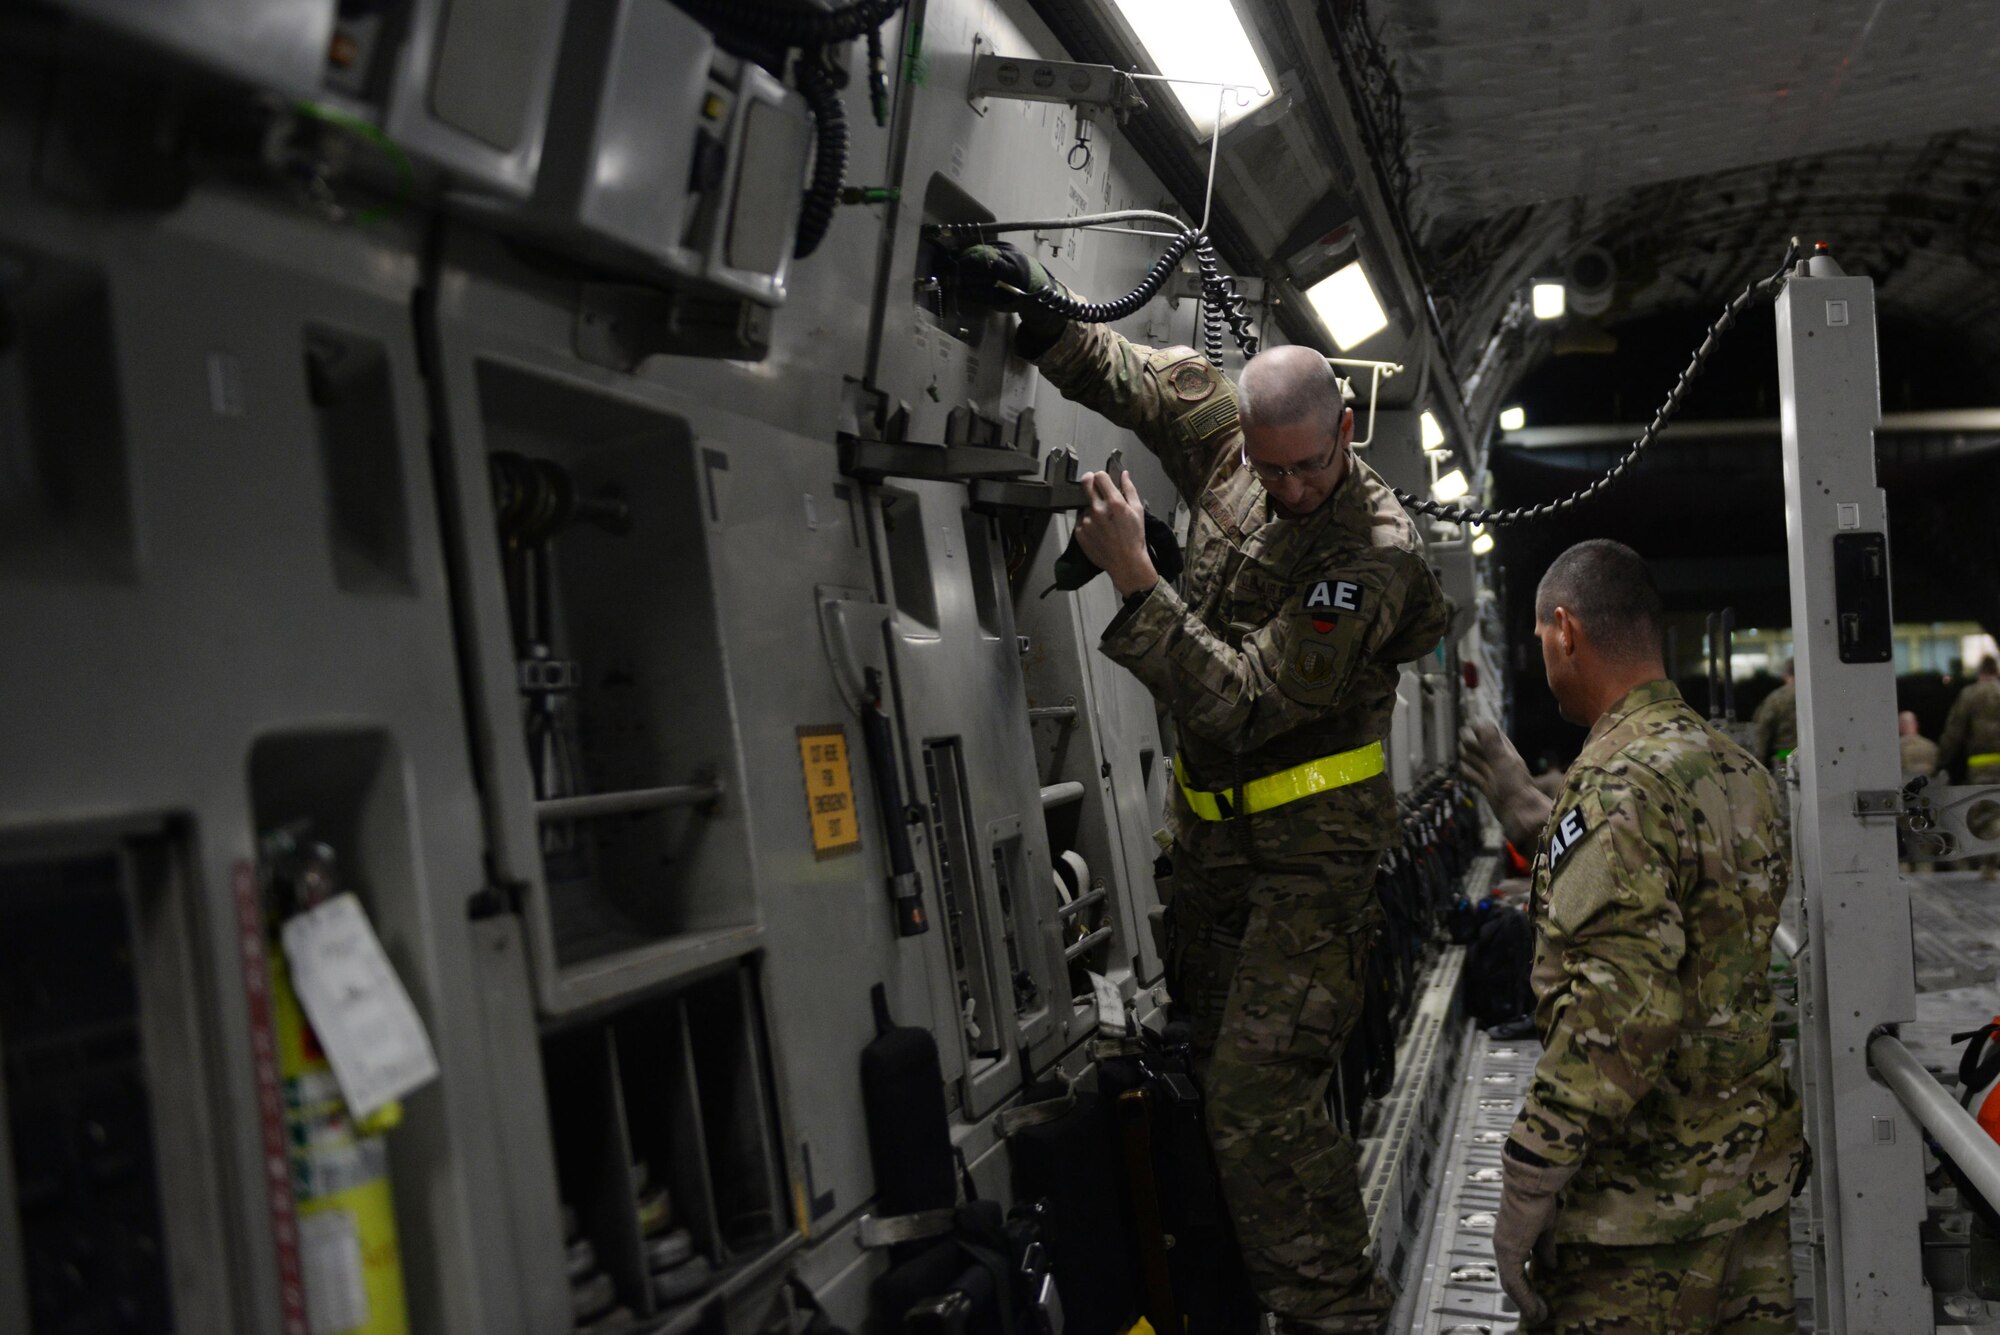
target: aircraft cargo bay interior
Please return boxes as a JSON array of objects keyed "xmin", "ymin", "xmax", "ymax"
[{"xmin": 4, "ymin": 2, "xmax": 2000, "ymax": 1334}]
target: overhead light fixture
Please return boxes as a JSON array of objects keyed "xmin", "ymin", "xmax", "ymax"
[
  {"xmin": 1111, "ymin": 0, "xmax": 1276, "ymax": 136},
  {"xmin": 1498, "ymin": 405, "xmax": 1527, "ymax": 432},
  {"xmin": 1304, "ymin": 259, "xmax": 1388, "ymax": 351},
  {"xmin": 1432, "ymin": 468, "xmax": 1469, "ymax": 502},
  {"xmin": 1420, "ymin": 410, "xmax": 1445, "ymax": 450},
  {"xmin": 1472, "ymin": 531, "xmax": 1495, "ymax": 555},
  {"xmin": 1532, "ymin": 282, "xmax": 1566, "ymax": 320}
]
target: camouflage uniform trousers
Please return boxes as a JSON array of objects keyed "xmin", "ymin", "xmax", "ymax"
[
  {"xmin": 1531, "ymin": 1206, "xmax": 1795, "ymax": 1334},
  {"xmin": 1167, "ymin": 850, "xmax": 1394, "ymax": 1334}
]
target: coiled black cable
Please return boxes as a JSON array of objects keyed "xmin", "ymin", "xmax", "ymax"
[
  {"xmin": 792, "ymin": 48, "xmax": 846, "ymax": 259},
  {"xmin": 930, "ymin": 220, "xmax": 1263, "ymax": 366},
  {"xmin": 678, "ymin": 0, "xmax": 904, "ymax": 47},
  {"xmin": 1398, "ymin": 239, "xmax": 1802, "ymax": 527}
]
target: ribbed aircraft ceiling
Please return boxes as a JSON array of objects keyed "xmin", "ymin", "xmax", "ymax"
[{"xmin": 1342, "ymin": 0, "xmax": 2000, "ymax": 371}]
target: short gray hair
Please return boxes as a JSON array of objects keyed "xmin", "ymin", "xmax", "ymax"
[{"xmin": 1237, "ymin": 345, "xmax": 1352, "ymax": 435}]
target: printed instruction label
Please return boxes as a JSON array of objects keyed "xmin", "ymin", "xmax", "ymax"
[
  {"xmin": 299, "ymin": 1209, "xmax": 369, "ymax": 1335},
  {"xmin": 281, "ymin": 894, "xmax": 440, "ymax": 1121},
  {"xmin": 797, "ymin": 725, "xmax": 862, "ymax": 858}
]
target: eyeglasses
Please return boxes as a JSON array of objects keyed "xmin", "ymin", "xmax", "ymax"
[{"xmin": 1241, "ymin": 440, "xmax": 1341, "ymax": 485}]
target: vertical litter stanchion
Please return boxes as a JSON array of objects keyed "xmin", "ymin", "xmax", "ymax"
[{"xmin": 1775, "ymin": 243, "xmax": 1927, "ymax": 1331}]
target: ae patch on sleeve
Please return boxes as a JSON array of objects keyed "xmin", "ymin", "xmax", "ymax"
[
  {"xmin": 1545, "ymin": 804, "xmax": 1621, "ymax": 931},
  {"xmin": 1280, "ymin": 577, "xmax": 1369, "ymax": 704}
]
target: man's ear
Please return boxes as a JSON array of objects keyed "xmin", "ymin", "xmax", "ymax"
[
  {"xmin": 1337, "ymin": 404, "xmax": 1356, "ymax": 449},
  {"xmin": 1553, "ymin": 606, "xmax": 1578, "ymax": 656}
]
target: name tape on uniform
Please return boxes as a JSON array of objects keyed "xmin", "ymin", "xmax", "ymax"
[{"xmin": 1303, "ymin": 579, "xmax": 1364, "ymax": 614}]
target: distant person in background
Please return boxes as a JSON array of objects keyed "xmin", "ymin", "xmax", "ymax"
[
  {"xmin": 1899, "ymin": 710, "xmax": 1939, "ymax": 783},
  {"xmin": 1752, "ymin": 658, "xmax": 1797, "ymax": 772},
  {"xmin": 1938, "ymin": 658, "xmax": 2000, "ymax": 879}
]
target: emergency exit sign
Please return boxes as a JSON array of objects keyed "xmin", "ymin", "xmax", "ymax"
[{"xmin": 797, "ymin": 725, "xmax": 861, "ymax": 858}]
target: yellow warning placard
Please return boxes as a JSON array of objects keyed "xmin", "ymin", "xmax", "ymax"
[{"xmin": 797, "ymin": 726, "xmax": 861, "ymax": 858}]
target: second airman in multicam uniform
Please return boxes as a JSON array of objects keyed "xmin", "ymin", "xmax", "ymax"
[
  {"xmin": 955, "ymin": 242, "xmax": 1449, "ymax": 1334},
  {"xmin": 1751, "ymin": 659, "xmax": 1797, "ymax": 773},
  {"xmin": 1494, "ymin": 540, "xmax": 1804, "ymax": 1334}
]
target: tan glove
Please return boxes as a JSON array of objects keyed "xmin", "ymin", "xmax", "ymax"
[
  {"xmin": 1493, "ymin": 1145, "xmax": 1578, "ymax": 1327},
  {"xmin": 1459, "ymin": 721, "xmax": 1554, "ymax": 847}
]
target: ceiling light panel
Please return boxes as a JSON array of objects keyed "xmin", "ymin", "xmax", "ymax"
[
  {"xmin": 1532, "ymin": 282, "xmax": 1566, "ymax": 320},
  {"xmin": 1499, "ymin": 406, "xmax": 1526, "ymax": 431},
  {"xmin": 1304, "ymin": 260, "xmax": 1388, "ymax": 351},
  {"xmin": 1432, "ymin": 468, "xmax": 1470, "ymax": 502},
  {"xmin": 1111, "ymin": 0, "xmax": 1275, "ymax": 136},
  {"xmin": 1420, "ymin": 410, "xmax": 1445, "ymax": 450}
]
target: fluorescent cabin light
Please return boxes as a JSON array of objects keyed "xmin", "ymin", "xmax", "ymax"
[
  {"xmin": 1305, "ymin": 260, "xmax": 1388, "ymax": 351},
  {"xmin": 1532, "ymin": 283, "xmax": 1566, "ymax": 320},
  {"xmin": 1432, "ymin": 468, "xmax": 1470, "ymax": 502},
  {"xmin": 1420, "ymin": 410, "xmax": 1445, "ymax": 450},
  {"xmin": 1499, "ymin": 405, "xmax": 1527, "ymax": 431},
  {"xmin": 1112, "ymin": 0, "xmax": 1276, "ymax": 136},
  {"xmin": 1472, "ymin": 531, "xmax": 1495, "ymax": 555}
]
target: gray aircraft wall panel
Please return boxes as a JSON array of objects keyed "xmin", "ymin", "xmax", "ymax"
[
  {"xmin": 702, "ymin": 425, "xmax": 944, "ymax": 1243},
  {"xmin": 0, "ymin": 184, "xmax": 538, "ymax": 1332},
  {"xmin": 424, "ymin": 227, "xmax": 769, "ymax": 1018},
  {"xmin": 422, "ymin": 228, "xmax": 950, "ymax": 1270}
]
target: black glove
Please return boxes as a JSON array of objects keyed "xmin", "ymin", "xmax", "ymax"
[
  {"xmin": 1041, "ymin": 510, "xmax": 1183, "ymax": 598},
  {"xmin": 954, "ymin": 241, "xmax": 1071, "ymax": 352}
]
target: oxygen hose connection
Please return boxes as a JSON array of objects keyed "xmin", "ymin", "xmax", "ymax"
[{"xmin": 927, "ymin": 214, "xmax": 1261, "ymax": 367}]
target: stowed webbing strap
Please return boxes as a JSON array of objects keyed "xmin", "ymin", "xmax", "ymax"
[{"xmin": 1174, "ymin": 741, "xmax": 1384, "ymax": 822}]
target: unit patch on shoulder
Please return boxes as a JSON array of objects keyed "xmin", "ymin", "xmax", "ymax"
[
  {"xmin": 1168, "ymin": 360, "xmax": 1216, "ymax": 402},
  {"xmin": 1546, "ymin": 805, "xmax": 1592, "ymax": 873},
  {"xmin": 1302, "ymin": 579, "xmax": 1365, "ymax": 625}
]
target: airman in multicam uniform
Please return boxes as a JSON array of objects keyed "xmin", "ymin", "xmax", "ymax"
[
  {"xmin": 956, "ymin": 242, "xmax": 1449, "ymax": 1335},
  {"xmin": 1750, "ymin": 659, "xmax": 1796, "ymax": 773},
  {"xmin": 1469, "ymin": 540, "xmax": 1804, "ymax": 1334},
  {"xmin": 1938, "ymin": 657, "xmax": 2000, "ymax": 877}
]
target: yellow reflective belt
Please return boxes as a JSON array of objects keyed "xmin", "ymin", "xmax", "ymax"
[
  {"xmin": 1970, "ymin": 752, "xmax": 2000, "ymax": 770},
  {"xmin": 1174, "ymin": 742, "xmax": 1385, "ymax": 822}
]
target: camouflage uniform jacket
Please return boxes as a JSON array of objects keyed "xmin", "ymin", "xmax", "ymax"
[
  {"xmin": 1032, "ymin": 322, "xmax": 1449, "ymax": 874},
  {"xmin": 1514, "ymin": 679, "xmax": 1804, "ymax": 1245},
  {"xmin": 1751, "ymin": 680, "xmax": 1796, "ymax": 769},
  {"xmin": 1939, "ymin": 679, "xmax": 2000, "ymax": 776},
  {"xmin": 1901, "ymin": 732, "xmax": 1939, "ymax": 781}
]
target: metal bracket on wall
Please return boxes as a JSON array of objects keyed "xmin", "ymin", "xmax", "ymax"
[
  {"xmin": 966, "ymin": 45, "xmax": 1148, "ymax": 120},
  {"xmin": 839, "ymin": 434, "xmax": 1039, "ymax": 485},
  {"xmin": 969, "ymin": 445, "xmax": 1102, "ymax": 514},
  {"xmin": 573, "ymin": 281, "xmax": 773, "ymax": 370}
]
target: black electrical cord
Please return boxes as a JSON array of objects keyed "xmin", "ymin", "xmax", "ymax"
[
  {"xmin": 678, "ymin": 0, "xmax": 904, "ymax": 46},
  {"xmin": 679, "ymin": 0, "xmax": 906, "ymax": 259},
  {"xmin": 929, "ymin": 220, "xmax": 1263, "ymax": 367},
  {"xmin": 792, "ymin": 48, "xmax": 846, "ymax": 258},
  {"xmin": 1400, "ymin": 238, "xmax": 1803, "ymax": 526}
]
